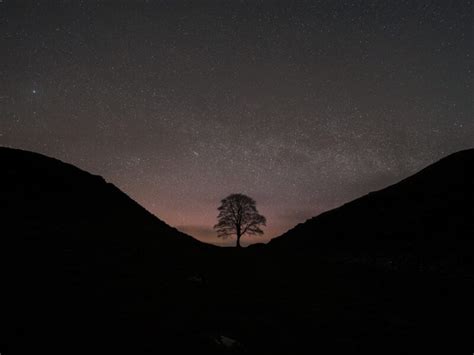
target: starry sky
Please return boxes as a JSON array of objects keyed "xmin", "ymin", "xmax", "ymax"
[{"xmin": 1, "ymin": 1, "xmax": 472, "ymax": 246}]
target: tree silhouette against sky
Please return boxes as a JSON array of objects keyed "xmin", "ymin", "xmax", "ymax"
[{"xmin": 214, "ymin": 193, "xmax": 266, "ymax": 248}]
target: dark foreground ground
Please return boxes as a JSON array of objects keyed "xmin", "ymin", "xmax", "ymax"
[{"xmin": 2, "ymin": 245, "xmax": 472, "ymax": 355}]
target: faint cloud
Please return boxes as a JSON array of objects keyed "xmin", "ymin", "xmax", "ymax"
[
  {"xmin": 277, "ymin": 209, "xmax": 318, "ymax": 225},
  {"xmin": 177, "ymin": 224, "xmax": 243, "ymax": 247},
  {"xmin": 178, "ymin": 224, "xmax": 216, "ymax": 240}
]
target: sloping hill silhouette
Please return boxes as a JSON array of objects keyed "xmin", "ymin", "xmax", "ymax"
[
  {"xmin": 1, "ymin": 146, "xmax": 204, "ymax": 248},
  {"xmin": 0, "ymin": 147, "xmax": 214, "ymax": 354},
  {"xmin": 261, "ymin": 149, "xmax": 473, "ymax": 353},
  {"xmin": 269, "ymin": 149, "xmax": 474, "ymax": 263}
]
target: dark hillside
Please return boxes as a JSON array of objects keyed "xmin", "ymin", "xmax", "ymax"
[
  {"xmin": 270, "ymin": 149, "xmax": 474, "ymax": 267},
  {"xmin": 0, "ymin": 147, "xmax": 214, "ymax": 354}
]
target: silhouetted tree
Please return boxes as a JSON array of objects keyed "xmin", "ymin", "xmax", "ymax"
[{"xmin": 214, "ymin": 193, "xmax": 266, "ymax": 248}]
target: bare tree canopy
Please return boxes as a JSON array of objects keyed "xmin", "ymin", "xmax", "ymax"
[{"xmin": 214, "ymin": 193, "xmax": 266, "ymax": 247}]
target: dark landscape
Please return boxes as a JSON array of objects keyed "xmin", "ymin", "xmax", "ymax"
[{"xmin": 1, "ymin": 147, "xmax": 473, "ymax": 354}]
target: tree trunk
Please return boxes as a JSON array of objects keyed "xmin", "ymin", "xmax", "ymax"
[{"xmin": 236, "ymin": 234, "xmax": 241, "ymax": 248}]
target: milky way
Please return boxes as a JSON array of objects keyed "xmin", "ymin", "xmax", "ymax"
[{"xmin": 1, "ymin": 1, "xmax": 472, "ymax": 245}]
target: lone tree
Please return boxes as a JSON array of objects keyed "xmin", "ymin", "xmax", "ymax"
[{"xmin": 214, "ymin": 193, "xmax": 266, "ymax": 248}]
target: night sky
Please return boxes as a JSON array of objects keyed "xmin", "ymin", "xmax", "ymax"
[{"xmin": 1, "ymin": 1, "xmax": 472, "ymax": 246}]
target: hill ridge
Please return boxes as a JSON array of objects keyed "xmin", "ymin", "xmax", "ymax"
[
  {"xmin": 0, "ymin": 146, "xmax": 208, "ymax": 247},
  {"xmin": 269, "ymin": 148, "xmax": 474, "ymax": 248}
]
